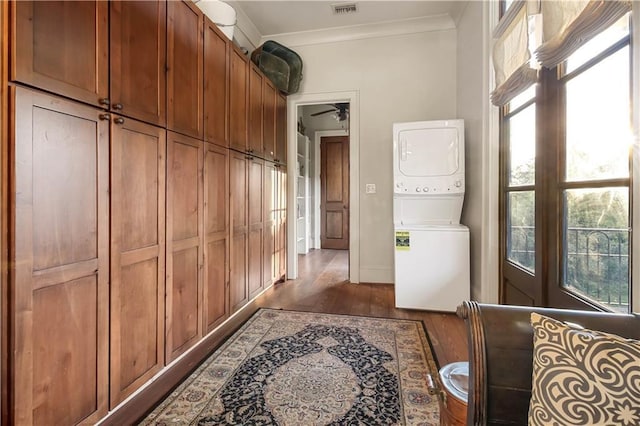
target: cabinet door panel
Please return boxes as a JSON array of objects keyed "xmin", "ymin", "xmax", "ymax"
[
  {"xmin": 166, "ymin": 132, "xmax": 203, "ymax": 361},
  {"xmin": 110, "ymin": 0, "xmax": 167, "ymax": 126},
  {"xmin": 110, "ymin": 118, "xmax": 165, "ymax": 406},
  {"xmin": 248, "ymin": 64, "xmax": 263, "ymax": 156},
  {"xmin": 167, "ymin": 0, "xmax": 203, "ymax": 139},
  {"xmin": 12, "ymin": 87, "xmax": 109, "ymax": 425},
  {"xmin": 263, "ymin": 162, "xmax": 276, "ymax": 286},
  {"xmin": 204, "ymin": 143, "xmax": 229, "ymax": 332},
  {"xmin": 229, "ymin": 48, "xmax": 248, "ymax": 152},
  {"xmin": 204, "ymin": 19, "xmax": 229, "ymax": 147},
  {"xmin": 229, "ymin": 151, "xmax": 248, "ymax": 311},
  {"xmin": 248, "ymin": 159, "xmax": 264, "ymax": 297},
  {"xmin": 12, "ymin": 1, "xmax": 108, "ymax": 107},
  {"xmin": 263, "ymin": 81, "xmax": 276, "ymax": 161},
  {"xmin": 275, "ymin": 93, "xmax": 287, "ymax": 164}
]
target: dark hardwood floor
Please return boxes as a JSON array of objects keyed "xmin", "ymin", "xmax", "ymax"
[{"xmin": 254, "ymin": 249, "xmax": 468, "ymax": 367}]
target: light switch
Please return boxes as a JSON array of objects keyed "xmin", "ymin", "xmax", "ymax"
[{"xmin": 365, "ymin": 183, "xmax": 376, "ymax": 194}]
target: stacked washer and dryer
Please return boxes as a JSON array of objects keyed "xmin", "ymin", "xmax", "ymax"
[{"xmin": 392, "ymin": 120, "xmax": 470, "ymax": 312}]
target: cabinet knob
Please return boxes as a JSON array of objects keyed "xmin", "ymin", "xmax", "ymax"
[
  {"xmin": 113, "ymin": 103, "xmax": 123, "ymax": 110},
  {"xmin": 99, "ymin": 113, "xmax": 111, "ymax": 121},
  {"xmin": 99, "ymin": 98, "xmax": 110, "ymax": 106},
  {"xmin": 114, "ymin": 117, "xmax": 125, "ymax": 125}
]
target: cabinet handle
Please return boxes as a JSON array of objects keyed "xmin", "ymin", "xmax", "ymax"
[
  {"xmin": 99, "ymin": 113, "xmax": 111, "ymax": 121},
  {"xmin": 99, "ymin": 98, "xmax": 110, "ymax": 106},
  {"xmin": 245, "ymin": 155, "xmax": 253, "ymax": 160},
  {"xmin": 113, "ymin": 103, "xmax": 123, "ymax": 110},
  {"xmin": 114, "ymin": 117, "xmax": 125, "ymax": 125},
  {"xmin": 248, "ymin": 148, "xmax": 254, "ymax": 153}
]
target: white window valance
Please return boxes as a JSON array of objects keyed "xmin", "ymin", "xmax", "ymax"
[
  {"xmin": 535, "ymin": 0, "xmax": 632, "ymax": 68},
  {"xmin": 491, "ymin": 1, "xmax": 538, "ymax": 106}
]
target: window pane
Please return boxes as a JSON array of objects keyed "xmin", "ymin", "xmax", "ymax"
[
  {"xmin": 508, "ymin": 85, "xmax": 536, "ymax": 112},
  {"xmin": 565, "ymin": 14, "xmax": 630, "ymax": 73},
  {"xmin": 508, "ymin": 104, "xmax": 535, "ymax": 186},
  {"xmin": 507, "ymin": 191, "xmax": 535, "ymax": 272},
  {"xmin": 562, "ymin": 188, "xmax": 629, "ymax": 312},
  {"xmin": 565, "ymin": 47, "xmax": 631, "ymax": 181}
]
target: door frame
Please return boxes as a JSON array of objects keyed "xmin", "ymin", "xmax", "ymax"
[
  {"xmin": 287, "ymin": 90, "xmax": 360, "ymax": 282},
  {"xmin": 314, "ymin": 130, "xmax": 349, "ymax": 249}
]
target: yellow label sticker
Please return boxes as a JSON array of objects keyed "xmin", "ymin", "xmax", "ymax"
[{"xmin": 395, "ymin": 231, "xmax": 410, "ymax": 251}]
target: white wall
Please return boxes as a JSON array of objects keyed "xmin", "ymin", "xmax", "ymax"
[
  {"xmin": 289, "ymin": 30, "xmax": 458, "ymax": 283},
  {"xmin": 456, "ymin": 2, "xmax": 499, "ymax": 303}
]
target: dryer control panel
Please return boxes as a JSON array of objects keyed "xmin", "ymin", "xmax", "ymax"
[{"xmin": 394, "ymin": 175, "xmax": 465, "ymax": 195}]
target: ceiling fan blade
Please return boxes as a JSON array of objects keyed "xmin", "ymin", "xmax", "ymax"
[{"xmin": 310, "ymin": 109, "xmax": 336, "ymax": 117}]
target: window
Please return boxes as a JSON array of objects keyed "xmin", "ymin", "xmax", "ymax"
[{"xmin": 499, "ymin": 12, "xmax": 633, "ymax": 312}]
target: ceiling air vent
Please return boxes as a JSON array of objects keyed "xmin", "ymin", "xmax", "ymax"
[{"xmin": 332, "ymin": 3, "xmax": 358, "ymax": 15}]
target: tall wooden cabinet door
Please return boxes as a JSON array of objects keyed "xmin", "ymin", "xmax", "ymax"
[
  {"xmin": 275, "ymin": 92, "xmax": 287, "ymax": 164},
  {"xmin": 263, "ymin": 161, "xmax": 276, "ymax": 287},
  {"xmin": 263, "ymin": 80, "xmax": 277, "ymax": 161},
  {"xmin": 276, "ymin": 168, "xmax": 288, "ymax": 280},
  {"xmin": 229, "ymin": 47, "xmax": 248, "ymax": 152},
  {"xmin": 248, "ymin": 64, "xmax": 263, "ymax": 156},
  {"xmin": 11, "ymin": 1, "xmax": 108, "ymax": 107},
  {"xmin": 110, "ymin": 0, "xmax": 167, "ymax": 126},
  {"xmin": 248, "ymin": 157, "xmax": 264, "ymax": 298},
  {"xmin": 229, "ymin": 150, "xmax": 248, "ymax": 312},
  {"xmin": 166, "ymin": 131, "xmax": 203, "ymax": 361},
  {"xmin": 167, "ymin": 0, "xmax": 203, "ymax": 139},
  {"xmin": 110, "ymin": 117, "xmax": 166, "ymax": 407},
  {"xmin": 203, "ymin": 143, "xmax": 229, "ymax": 333},
  {"xmin": 11, "ymin": 87, "xmax": 109, "ymax": 425},
  {"xmin": 204, "ymin": 18, "xmax": 229, "ymax": 147}
]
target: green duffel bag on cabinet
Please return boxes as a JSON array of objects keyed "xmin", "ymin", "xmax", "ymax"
[{"xmin": 251, "ymin": 40, "xmax": 303, "ymax": 94}]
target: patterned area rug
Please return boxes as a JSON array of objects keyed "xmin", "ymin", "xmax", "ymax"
[{"xmin": 141, "ymin": 309, "xmax": 440, "ymax": 425}]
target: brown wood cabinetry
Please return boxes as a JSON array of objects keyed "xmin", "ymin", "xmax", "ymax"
[
  {"xmin": 263, "ymin": 161, "xmax": 277, "ymax": 286},
  {"xmin": 263, "ymin": 79, "xmax": 277, "ymax": 161},
  {"xmin": 229, "ymin": 47, "xmax": 248, "ymax": 152},
  {"xmin": 203, "ymin": 143, "xmax": 229, "ymax": 333},
  {"xmin": 167, "ymin": 0, "xmax": 203, "ymax": 139},
  {"xmin": 110, "ymin": 116, "xmax": 166, "ymax": 407},
  {"xmin": 110, "ymin": 0, "xmax": 167, "ymax": 126},
  {"xmin": 248, "ymin": 157, "xmax": 265, "ymax": 298},
  {"xmin": 11, "ymin": 1, "xmax": 109, "ymax": 107},
  {"xmin": 166, "ymin": 131, "xmax": 203, "ymax": 361},
  {"xmin": 275, "ymin": 166, "xmax": 288, "ymax": 281},
  {"xmin": 230, "ymin": 150, "xmax": 249, "ymax": 312},
  {"xmin": 275, "ymin": 92, "xmax": 287, "ymax": 164},
  {"xmin": 10, "ymin": 87, "xmax": 109, "ymax": 425},
  {"xmin": 248, "ymin": 64, "xmax": 264, "ymax": 156},
  {"xmin": 204, "ymin": 17, "xmax": 229, "ymax": 147}
]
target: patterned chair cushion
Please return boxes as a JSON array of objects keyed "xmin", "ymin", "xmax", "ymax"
[{"xmin": 528, "ymin": 312, "xmax": 640, "ymax": 426}]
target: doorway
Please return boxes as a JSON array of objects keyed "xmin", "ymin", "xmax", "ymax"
[{"xmin": 286, "ymin": 91, "xmax": 359, "ymax": 282}]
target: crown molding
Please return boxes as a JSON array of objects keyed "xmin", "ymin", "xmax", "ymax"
[{"xmin": 257, "ymin": 14, "xmax": 456, "ymax": 48}]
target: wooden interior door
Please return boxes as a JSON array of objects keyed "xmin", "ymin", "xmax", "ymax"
[
  {"xmin": 110, "ymin": 0, "xmax": 167, "ymax": 126},
  {"xmin": 321, "ymin": 136, "xmax": 349, "ymax": 250},
  {"xmin": 11, "ymin": 0, "xmax": 108, "ymax": 107},
  {"xmin": 204, "ymin": 17, "xmax": 229, "ymax": 147},
  {"xmin": 167, "ymin": 0, "xmax": 203, "ymax": 139},
  {"xmin": 166, "ymin": 131, "xmax": 203, "ymax": 361},
  {"xmin": 229, "ymin": 47, "xmax": 248, "ymax": 152},
  {"xmin": 248, "ymin": 64, "xmax": 263, "ymax": 156},
  {"xmin": 203, "ymin": 143, "xmax": 229, "ymax": 333},
  {"xmin": 248, "ymin": 157, "xmax": 264, "ymax": 298},
  {"xmin": 110, "ymin": 116, "xmax": 165, "ymax": 407},
  {"xmin": 12, "ymin": 87, "xmax": 109, "ymax": 425},
  {"xmin": 230, "ymin": 151, "xmax": 248, "ymax": 311}
]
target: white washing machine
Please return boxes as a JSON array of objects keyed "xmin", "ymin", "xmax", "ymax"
[{"xmin": 392, "ymin": 119, "xmax": 470, "ymax": 312}]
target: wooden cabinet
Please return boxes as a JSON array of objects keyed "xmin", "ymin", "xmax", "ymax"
[
  {"xmin": 263, "ymin": 79, "xmax": 277, "ymax": 161},
  {"xmin": 167, "ymin": 0, "xmax": 203, "ymax": 139},
  {"xmin": 203, "ymin": 143, "xmax": 229, "ymax": 333},
  {"xmin": 248, "ymin": 64, "xmax": 263, "ymax": 156},
  {"xmin": 110, "ymin": 116, "xmax": 166, "ymax": 407},
  {"xmin": 248, "ymin": 157, "xmax": 265, "ymax": 298},
  {"xmin": 110, "ymin": 0, "xmax": 167, "ymax": 126},
  {"xmin": 11, "ymin": 1, "xmax": 108, "ymax": 107},
  {"xmin": 229, "ymin": 150, "xmax": 248, "ymax": 312},
  {"xmin": 275, "ymin": 166, "xmax": 288, "ymax": 281},
  {"xmin": 263, "ymin": 161, "xmax": 277, "ymax": 286},
  {"xmin": 166, "ymin": 131, "xmax": 203, "ymax": 361},
  {"xmin": 204, "ymin": 17, "xmax": 229, "ymax": 147},
  {"xmin": 11, "ymin": 87, "xmax": 109, "ymax": 425},
  {"xmin": 275, "ymin": 92, "xmax": 287, "ymax": 164},
  {"xmin": 229, "ymin": 47, "xmax": 248, "ymax": 152}
]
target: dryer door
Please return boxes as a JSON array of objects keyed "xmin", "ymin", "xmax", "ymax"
[{"xmin": 397, "ymin": 127, "xmax": 460, "ymax": 177}]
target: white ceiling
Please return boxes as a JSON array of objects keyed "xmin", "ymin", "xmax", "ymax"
[{"xmin": 229, "ymin": 1, "xmax": 467, "ymax": 37}]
